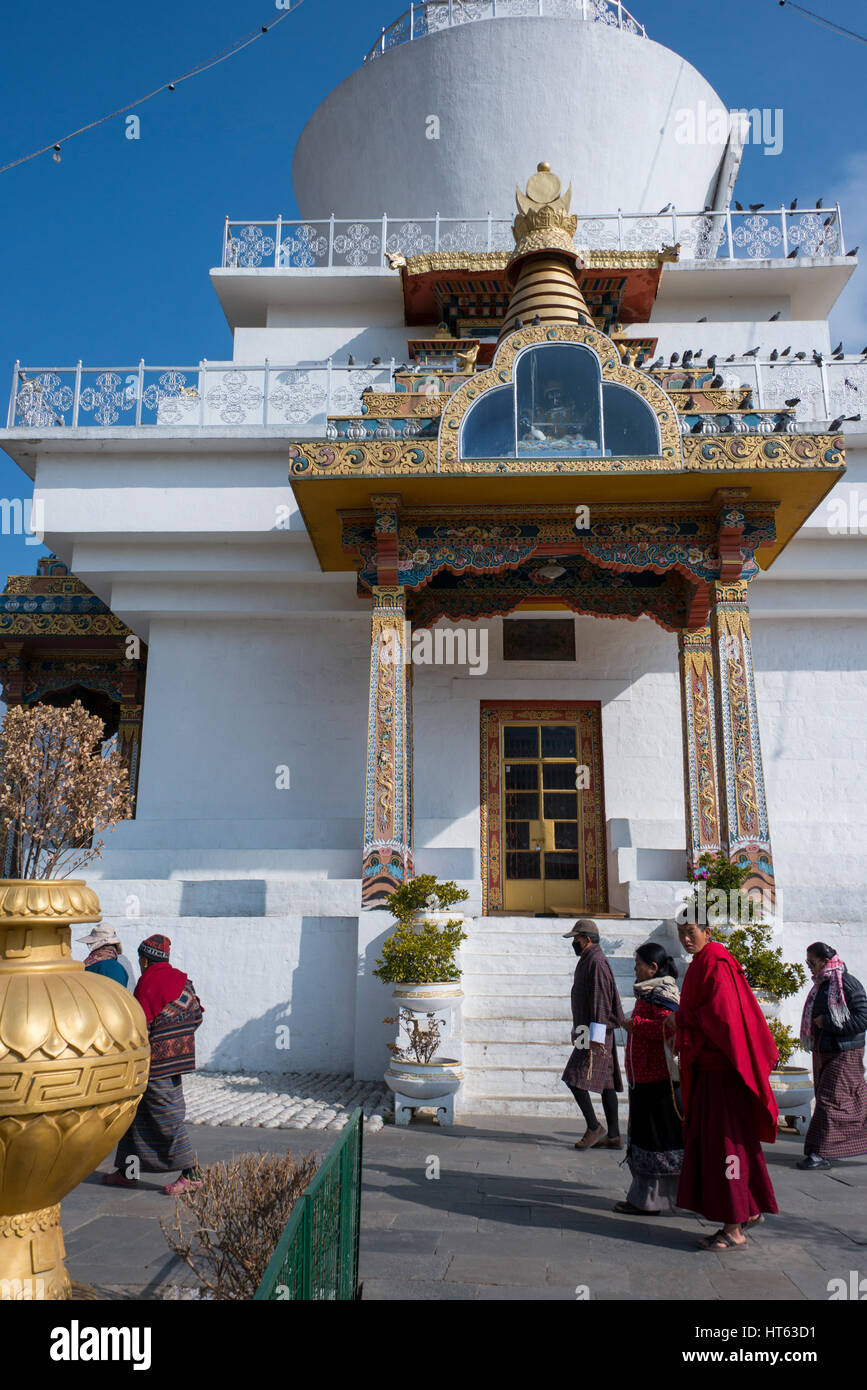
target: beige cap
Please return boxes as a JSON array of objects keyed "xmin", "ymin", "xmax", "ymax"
[{"xmin": 562, "ymin": 918, "xmax": 600, "ymax": 940}]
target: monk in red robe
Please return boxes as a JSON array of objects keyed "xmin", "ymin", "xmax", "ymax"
[{"xmin": 666, "ymin": 920, "xmax": 779, "ymax": 1250}]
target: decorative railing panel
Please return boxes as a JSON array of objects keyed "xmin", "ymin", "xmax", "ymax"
[
  {"xmin": 220, "ymin": 207, "xmax": 845, "ymax": 268},
  {"xmin": 254, "ymin": 1107, "xmax": 363, "ymax": 1302},
  {"xmin": 364, "ymin": 0, "xmax": 647, "ymax": 61},
  {"xmin": 8, "ymin": 359, "xmax": 865, "ymax": 432}
]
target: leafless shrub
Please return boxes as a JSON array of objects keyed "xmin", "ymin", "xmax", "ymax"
[
  {"xmin": 384, "ymin": 1009, "xmax": 444, "ymax": 1063},
  {"xmin": 161, "ymin": 1149, "xmax": 319, "ymax": 1300},
  {"xmin": 0, "ymin": 700, "xmax": 130, "ymax": 878}
]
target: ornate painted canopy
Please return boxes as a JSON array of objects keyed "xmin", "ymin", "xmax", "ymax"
[{"xmin": 290, "ymin": 164, "xmax": 845, "ymax": 619}]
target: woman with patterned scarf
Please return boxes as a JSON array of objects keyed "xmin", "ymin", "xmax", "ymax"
[
  {"xmin": 77, "ymin": 922, "xmax": 132, "ymax": 989},
  {"xmin": 615, "ymin": 941, "xmax": 683, "ymax": 1216},
  {"xmin": 798, "ymin": 942, "xmax": 867, "ymax": 1170}
]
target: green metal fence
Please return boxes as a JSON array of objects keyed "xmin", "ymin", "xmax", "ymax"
[{"xmin": 254, "ymin": 1106, "xmax": 364, "ymax": 1301}]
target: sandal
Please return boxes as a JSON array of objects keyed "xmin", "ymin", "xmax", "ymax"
[
  {"xmin": 100, "ymin": 1170, "xmax": 139, "ymax": 1188},
  {"xmin": 613, "ymin": 1201, "xmax": 660, "ymax": 1216},
  {"xmin": 574, "ymin": 1126, "xmax": 607, "ymax": 1150},
  {"xmin": 163, "ymin": 1175, "xmax": 202, "ymax": 1196},
  {"xmin": 698, "ymin": 1228, "xmax": 747, "ymax": 1250},
  {"xmin": 744, "ymin": 1214, "xmax": 764, "ymax": 1228}
]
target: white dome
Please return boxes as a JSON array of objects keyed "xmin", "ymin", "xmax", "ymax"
[{"xmin": 293, "ymin": 12, "xmax": 732, "ymax": 220}]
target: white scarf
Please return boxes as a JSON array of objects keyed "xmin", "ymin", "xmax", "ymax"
[{"xmin": 633, "ymin": 973, "xmax": 680, "ymax": 1010}]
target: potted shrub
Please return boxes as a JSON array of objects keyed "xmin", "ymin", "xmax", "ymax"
[
  {"xmin": 386, "ymin": 873, "xmax": 469, "ymax": 930},
  {"xmin": 373, "ymin": 874, "xmax": 468, "ymax": 1014},
  {"xmin": 382, "ymin": 1009, "xmax": 463, "ymax": 1119},
  {"xmin": 721, "ymin": 921, "xmax": 806, "ymax": 1020},
  {"xmin": 373, "ymin": 914, "xmax": 467, "ymax": 1014},
  {"xmin": 0, "ymin": 700, "xmax": 148, "ymax": 1301}
]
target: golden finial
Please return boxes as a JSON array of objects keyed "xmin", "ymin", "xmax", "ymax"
[{"xmin": 510, "ymin": 163, "xmax": 579, "ymax": 267}]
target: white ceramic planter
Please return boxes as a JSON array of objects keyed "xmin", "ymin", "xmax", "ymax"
[
  {"xmin": 770, "ymin": 1065, "xmax": 813, "ymax": 1111},
  {"xmin": 392, "ymin": 980, "xmax": 463, "ymax": 1014},
  {"xmin": 410, "ymin": 909, "xmax": 465, "ymax": 931},
  {"xmin": 754, "ymin": 989, "xmax": 781, "ymax": 1021},
  {"xmin": 384, "ymin": 1057, "xmax": 463, "ymax": 1101}
]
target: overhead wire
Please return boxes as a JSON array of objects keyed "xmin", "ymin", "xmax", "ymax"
[
  {"xmin": 0, "ymin": 0, "xmax": 307, "ymax": 176},
  {"xmin": 778, "ymin": 1, "xmax": 867, "ymax": 46}
]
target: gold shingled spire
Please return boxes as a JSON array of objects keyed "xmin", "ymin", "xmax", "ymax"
[{"xmin": 497, "ymin": 163, "xmax": 592, "ymax": 346}]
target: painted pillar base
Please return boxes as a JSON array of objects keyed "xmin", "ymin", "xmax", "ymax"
[
  {"xmin": 776, "ymin": 1103, "xmax": 811, "ymax": 1137},
  {"xmin": 392, "ymin": 1091, "xmax": 456, "ymax": 1127},
  {"xmin": 0, "ymin": 1205, "xmax": 69, "ymax": 1300}
]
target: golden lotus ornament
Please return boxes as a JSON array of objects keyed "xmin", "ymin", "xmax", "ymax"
[{"xmin": 0, "ymin": 880, "xmax": 148, "ymax": 1299}]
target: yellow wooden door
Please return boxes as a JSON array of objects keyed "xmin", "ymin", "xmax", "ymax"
[{"xmin": 501, "ymin": 719, "xmax": 584, "ymax": 913}]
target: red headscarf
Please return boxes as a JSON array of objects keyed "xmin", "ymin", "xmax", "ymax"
[
  {"xmin": 677, "ymin": 939, "xmax": 779, "ymax": 1143},
  {"xmin": 134, "ymin": 961, "xmax": 188, "ymax": 1025}
]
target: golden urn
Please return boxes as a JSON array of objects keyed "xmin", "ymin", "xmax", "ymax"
[{"xmin": 0, "ymin": 880, "xmax": 148, "ymax": 1299}]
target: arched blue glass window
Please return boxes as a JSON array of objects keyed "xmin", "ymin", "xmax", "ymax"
[
  {"xmin": 459, "ymin": 341, "xmax": 661, "ymax": 459},
  {"xmin": 460, "ymin": 384, "xmax": 516, "ymax": 459},
  {"xmin": 602, "ymin": 382, "xmax": 661, "ymax": 456},
  {"xmin": 516, "ymin": 343, "xmax": 602, "ymax": 458}
]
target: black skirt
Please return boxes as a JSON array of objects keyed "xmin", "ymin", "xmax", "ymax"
[{"xmin": 627, "ymin": 1078, "xmax": 684, "ymax": 1178}]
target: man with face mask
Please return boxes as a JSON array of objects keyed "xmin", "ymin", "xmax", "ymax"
[{"xmin": 561, "ymin": 920, "xmax": 626, "ymax": 1149}]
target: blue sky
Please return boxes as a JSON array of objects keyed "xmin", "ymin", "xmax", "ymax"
[{"xmin": 1, "ymin": 0, "xmax": 865, "ymax": 585}]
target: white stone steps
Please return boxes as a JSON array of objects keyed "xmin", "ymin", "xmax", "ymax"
[
  {"xmin": 468, "ymin": 916, "xmax": 669, "ymax": 934},
  {"xmin": 462, "ymin": 956, "xmax": 641, "ymax": 976},
  {"xmin": 462, "ymin": 935, "xmax": 653, "ymax": 957},
  {"xmin": 462, "ymin": 1054, "xmax": 626, "ymax": 1097},
  {"xmin": 460, "ymin": 973, "xmax": 579, "ymax": 995},
  {"xmin": 452, "ymin": 912, "xmax": 679, "ymax": 1114},
  {"xmin": 464, "ymin": 1040, "xmax": 587, "ymax": 1067},
  {"xmin": 462, "ymin": 935, "xmax": 576, "ymax": 954},
  {"xmin": 459, "ymin": 1095, "xmax": 629, "ymax": 1117},
  {"xmin": 463, "ymin": 995, "xmax": 576, "ymax": 1020},
  {"xmin": 460, "ymin": 968, "xmax": 641, "ymax": 994},
  {"xmin": 463, "ymin": 1017, "xmax": 569, "ymax": 1042}
]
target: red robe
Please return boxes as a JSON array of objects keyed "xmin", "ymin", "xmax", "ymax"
[{"xmin": 676, "ymin": 941, "xmax": 779, "ymax": 1222}]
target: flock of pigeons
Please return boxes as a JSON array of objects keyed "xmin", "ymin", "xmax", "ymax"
[
  {"xmin": 655, "ymin": 198, "xmax": 858, "ymax": 259},
  {"xmin": 355, "ymin": 234, "xmax": 864, "ymax": 428}
]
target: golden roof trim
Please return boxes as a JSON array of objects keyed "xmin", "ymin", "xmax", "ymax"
[
  {"xmin": 403, "ymin": 249, "xmax": 672, "ymax": 277},
  {"xmin": 289, "ymin": 432, "xmax": 843, "ymax": 480}
]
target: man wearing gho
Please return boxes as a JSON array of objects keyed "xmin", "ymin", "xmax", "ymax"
[{"xmin": 561, "ymin": 920, "xmax": 626, "ymax": 1149}]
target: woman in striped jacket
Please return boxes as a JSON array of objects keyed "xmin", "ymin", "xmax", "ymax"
[{"xmin": 615, "ymin": 941, "xmax": 683, "ymax": 1216}]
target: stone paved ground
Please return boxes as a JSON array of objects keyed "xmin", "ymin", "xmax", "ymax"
[
  {"xmin": 183, "ymin": 1070, "xmax": 391, "ymax": 1132},
  {"xmin": 62, "ymin": 1114, "xmax": 867, "ymax": 1301}
]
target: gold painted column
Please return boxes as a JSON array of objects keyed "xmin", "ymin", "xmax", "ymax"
[
  {"xmin": 678, "ymin": 626, "xmax": 722, "ymax": 875},
  {"xmin": 117, "ymin": 658, "xmax": 144, "ymax": 813},
  {"xmin": 708, "ymin": 580, "xmax": 775, "ymax": 903},
  {"xmin": 117, "ymin": 702, "xmax": 143, "ymax": 812},
  {"xmin": 361, "ymin": 586, "xmax": 414, "ymax": 909}
]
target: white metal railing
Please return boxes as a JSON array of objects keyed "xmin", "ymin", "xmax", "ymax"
[
  {"xmin": 6, "ymin": 357, "xmax": 866, "ymax": 433},
  {"xmin": 364, "ymin": 0, "xmax": 647, "ymax": 62},
  {"xmin": 219, "ymin": 206, "xmax": 845, "ymax": 269}
]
